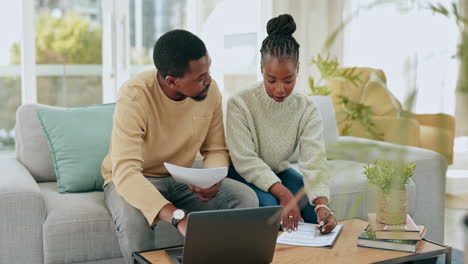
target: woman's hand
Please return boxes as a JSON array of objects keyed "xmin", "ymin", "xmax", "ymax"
[
  {"xmin": 279, "ymin": 196, "xmax": 303, "ymax": 232},
  {"xmin": 313, "ymin": 199, "xmax": 337, "ymax": 234},
  {"xmin": 269, "ymin": 183, "xmax": 303, "ymax": 232}
]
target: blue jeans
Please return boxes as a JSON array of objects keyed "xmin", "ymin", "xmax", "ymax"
[{"xmin": 228, "ymin": 166, "xmax": 318, "ymax": 224}]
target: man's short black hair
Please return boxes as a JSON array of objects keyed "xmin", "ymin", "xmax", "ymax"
[{"xmin": 153, "ymin": 29, "xmax": 207, "ymax": 78}]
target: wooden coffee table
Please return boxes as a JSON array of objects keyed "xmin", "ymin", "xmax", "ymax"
[{"xmin": 133, "ymin": 219, "xmax": 452, "ymax": 263}]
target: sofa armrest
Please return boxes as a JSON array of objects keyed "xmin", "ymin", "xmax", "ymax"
[
  {"xmin": 414, "ymin": 113, "xmax": 455, "ymax": 164},
  {"xmin": 327, "ymin": 136, "xmax": 441, "ymax": 163},
  {"xmin": 327, "ymin": 136, "xmax": 447, "ymax": 242},
  {"xmin": 337, "ymin": 117, "xmax": 421, "ymax": 147},
  {"xmin": 0, "ymin": 157, "xmax": 46, "ymax": 264},
  {"xmin": 414, "ymin": 113, "xmax": 455, "ymax": 131}
]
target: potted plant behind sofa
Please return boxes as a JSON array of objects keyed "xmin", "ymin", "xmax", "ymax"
[{"xmin": 363, "ymin": 160, "xmax": 416, "ymax": 225}]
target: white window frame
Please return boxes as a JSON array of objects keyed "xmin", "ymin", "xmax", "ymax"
[
  {"xmin": 19, "ymin": 0, "xmax": 131, "ymax": 105},
  {"xmin": 20, "ymin": 0, "xmax": 37, "ymax": 104},
  {"xmin": 18, "ymin": 0, "xmax": 272, "ymax": 105},
  {"xmin": 102, "ymin": 0, "xmax": 130, "ymax": 103}
]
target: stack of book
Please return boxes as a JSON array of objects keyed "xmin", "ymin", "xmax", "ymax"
[{"xmin": 357, "ymin": 213, "xmax": 426, "ymax": 253}]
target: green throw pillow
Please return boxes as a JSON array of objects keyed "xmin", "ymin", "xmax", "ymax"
[{"xmin": 36, "ymin": 104, "xmax": 115, "ymax": 193}]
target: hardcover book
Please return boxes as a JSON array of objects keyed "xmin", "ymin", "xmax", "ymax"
[
  {"xmin": 358, "ymin": 225, "xmax": 426, "ymax": 253},
  {"xmin": 368, "ymin": 213, "xmax": 421, "ymax": 240}
]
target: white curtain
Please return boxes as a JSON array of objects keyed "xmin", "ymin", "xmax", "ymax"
[{"xmin": 271, "ymin": 0, "xmax": 346, "ymax": 94}]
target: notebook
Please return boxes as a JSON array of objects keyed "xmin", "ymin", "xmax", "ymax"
[{"xmin": 277, "ymin": 222, "xmax": 343, "ymax": 247}]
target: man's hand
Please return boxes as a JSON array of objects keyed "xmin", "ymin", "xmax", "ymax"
[
  {"xmin": 189, "ymin": 183, "xmax": 219, "ymax": 202},
  {"xmin": 177, "ymin": 217, "xmax": 188, "ymax": 236},
  {"xmin": 157, "ymin": 203, "xmax": 188, "ymax": 237}
]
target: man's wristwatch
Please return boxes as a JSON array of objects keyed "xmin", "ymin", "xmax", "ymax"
[{"xmin": 171, "ymin": 209, "xmax": 186, "ymax": 228}]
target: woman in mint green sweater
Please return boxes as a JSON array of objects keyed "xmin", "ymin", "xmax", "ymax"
[{"xmin": 226, "ymin": 14, "xmax": 337, "ymax": 233}]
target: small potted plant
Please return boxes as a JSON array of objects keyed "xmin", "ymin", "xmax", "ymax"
[{"xmin": 363, "ymin": 160, "xmax": 416, "ymax": 225}]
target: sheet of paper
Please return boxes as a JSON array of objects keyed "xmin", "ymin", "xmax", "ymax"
[
  {"xmin": 277, "ymin": 222, "xmax": 343, "ymax": 247},
  {"xmin": 163, "ymin": 162, "xmax": 228, "ymax": 189}
]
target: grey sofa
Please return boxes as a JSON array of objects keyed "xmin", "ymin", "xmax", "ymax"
[{"xmin": 0, "ymin": 96, "xmax": 447, "ymax": 264}]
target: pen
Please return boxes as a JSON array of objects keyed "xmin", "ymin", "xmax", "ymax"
[
  {"xmin": 314, "ymin": 213, "xmax": 331, "ymax": 238},
  {"xmin": 319, "ymin": 213, "xmax": 333, "ymax": 234}
]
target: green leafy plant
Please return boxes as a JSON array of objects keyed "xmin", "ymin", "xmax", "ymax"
[
  {"xmin": 309, "ymin": 54, "xmax": 362, "ymax": 96},
  {"xmin": 309, "ymin": 54, "xmax": 383, "ymax": 140},
  {"xmin": 363, "ymin": 160, "xmax": 416, "ymax": 194},
  {"xmin": 308, "ymin": 76, "xmax": 330, "ymax": 96},
  {"xmin": 339, "ymin": 95, "xmax": 384, "ymax": 140},
  {"xmin": 11, "ymin": 11, "xmax": 102, "ymax": 64}
]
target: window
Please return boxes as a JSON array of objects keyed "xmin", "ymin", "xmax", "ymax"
[
  {"xmin": 0, "ymin": 2, "xmax": 22, "ymax": 153},
  {"xmin": 34, "ymin": 0, "xmax": 103, "ymax": 107},
  {"xmin": 129, "ymin": 0, "xmax": 189, "ymax": 75},
  {"xmin": 0, "ymin": 0, "xmax": 270, "ymax": 155},
  {"xmin": 129, "ymin": 0, "xmax": 264, "ymax": 95},
  {"xmin": 201, "ymin": 0, "xmax": 262, "ymax": 95},
  {"xmin": 343, "ymin": 0, "xmax": 458, "ymax": 114}
]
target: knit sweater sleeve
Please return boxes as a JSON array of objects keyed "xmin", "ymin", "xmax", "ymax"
[
  {"xmin": 110, "ymin": 90, "xmax": 170, "ymax": 226},
  {"xmin": 226, "ymin": 97, "xmax": 281, "ymax": 192},
  {"xmin": 298, "ymin": 99, "xmax": 330, "ymax": 204}
]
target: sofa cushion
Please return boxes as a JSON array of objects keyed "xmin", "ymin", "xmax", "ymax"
[
  {"xmin": 15, "ymin": 104, "xmax": 57, "ymax": 182},
  {"xmin": 328, "ymin": 67, "xmax": 402, "ymax": 119},
  {"xmin": 291, "ymin": 160, "xmax": 416, "ymax": 221},
  {"xmin": 40, "ymin": 182, "xmax": 184, "ymax": 264},
  {"xmin": 36, "ymin": 104, "xmax": 115, "ymax": 193},
  {"xmin": 40, "ymin": 182, "xmax": 122, "ymax": 263}
]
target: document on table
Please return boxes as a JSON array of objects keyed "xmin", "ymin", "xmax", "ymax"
[
  {"xmin": 163, "ymin": 162, "xmax": 228, "ymax": 189},
  {"xmin": 277, "ymin": 222, "xmax": 343, "ymax": 247}
]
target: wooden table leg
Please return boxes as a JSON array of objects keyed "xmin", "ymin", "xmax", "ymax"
[{"xmin": 445, "ymin": 247, "xmax": 452, "ymax": 264}]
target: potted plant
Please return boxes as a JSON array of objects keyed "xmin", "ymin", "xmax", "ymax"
[{"xmin": 363, "ymin": 160, "xmax": 416, "ymax": 225}]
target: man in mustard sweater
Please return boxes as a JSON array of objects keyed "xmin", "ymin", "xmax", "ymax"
[{"xmin": 101, "ymin": 29, "xmax": 258, "ymax": 263}]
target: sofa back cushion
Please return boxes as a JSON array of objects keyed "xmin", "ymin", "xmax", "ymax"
[
  {"xmin": 289, "ymin": 96, "xmax": 338, "ymax": 163},
  {"xmin": 36, "ymin": 104, "xmax": 115, "ymax": 192},
  {"xmin": 311, "ymin": 96, "xmax": 339, "ymax": 146},
  {"xmin": 16, "ymin": 96, "xmax": 338, "ymax": 183},
  {"xmin": 15, "ymin": 104, "xmax": 57, "ymax": 182},
  {"xmin": 327, "ymin": 67, "xmax": 402, "ymax": 136},
  {"xmin": 15, "ymin": 103, "xmax": 115, "ymax": 187}
]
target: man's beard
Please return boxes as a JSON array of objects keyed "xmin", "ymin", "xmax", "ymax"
[{"xmin": 190, "ymin": 85, "xmax": 209, "ymax": 101}]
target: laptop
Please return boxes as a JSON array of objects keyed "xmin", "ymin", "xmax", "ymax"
[{"xmin": 166, "ymin": 206, "xmax": 282, "ymax": 264}]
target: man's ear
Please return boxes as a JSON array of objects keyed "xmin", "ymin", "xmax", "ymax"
[
  {"xmin": 297, "ymin": 62, "xmax": 300, "ymax": 73},
  {"xmin": 165, "ymin": 75, "xmax": 177, "ymax": 89}
]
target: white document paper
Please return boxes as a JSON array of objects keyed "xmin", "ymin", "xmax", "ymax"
[
  {"xmin": 163, "ymin": 162, "xmax": 228, "ymax": 189},
  {"xmin": 277, "ymin": 222, "xmax": 343, "ymax": 247}
]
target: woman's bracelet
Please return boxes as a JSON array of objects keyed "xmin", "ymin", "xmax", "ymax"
[{"xmin": 314, "ymin": 204, "xmax": 331, "ymax": 214}]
